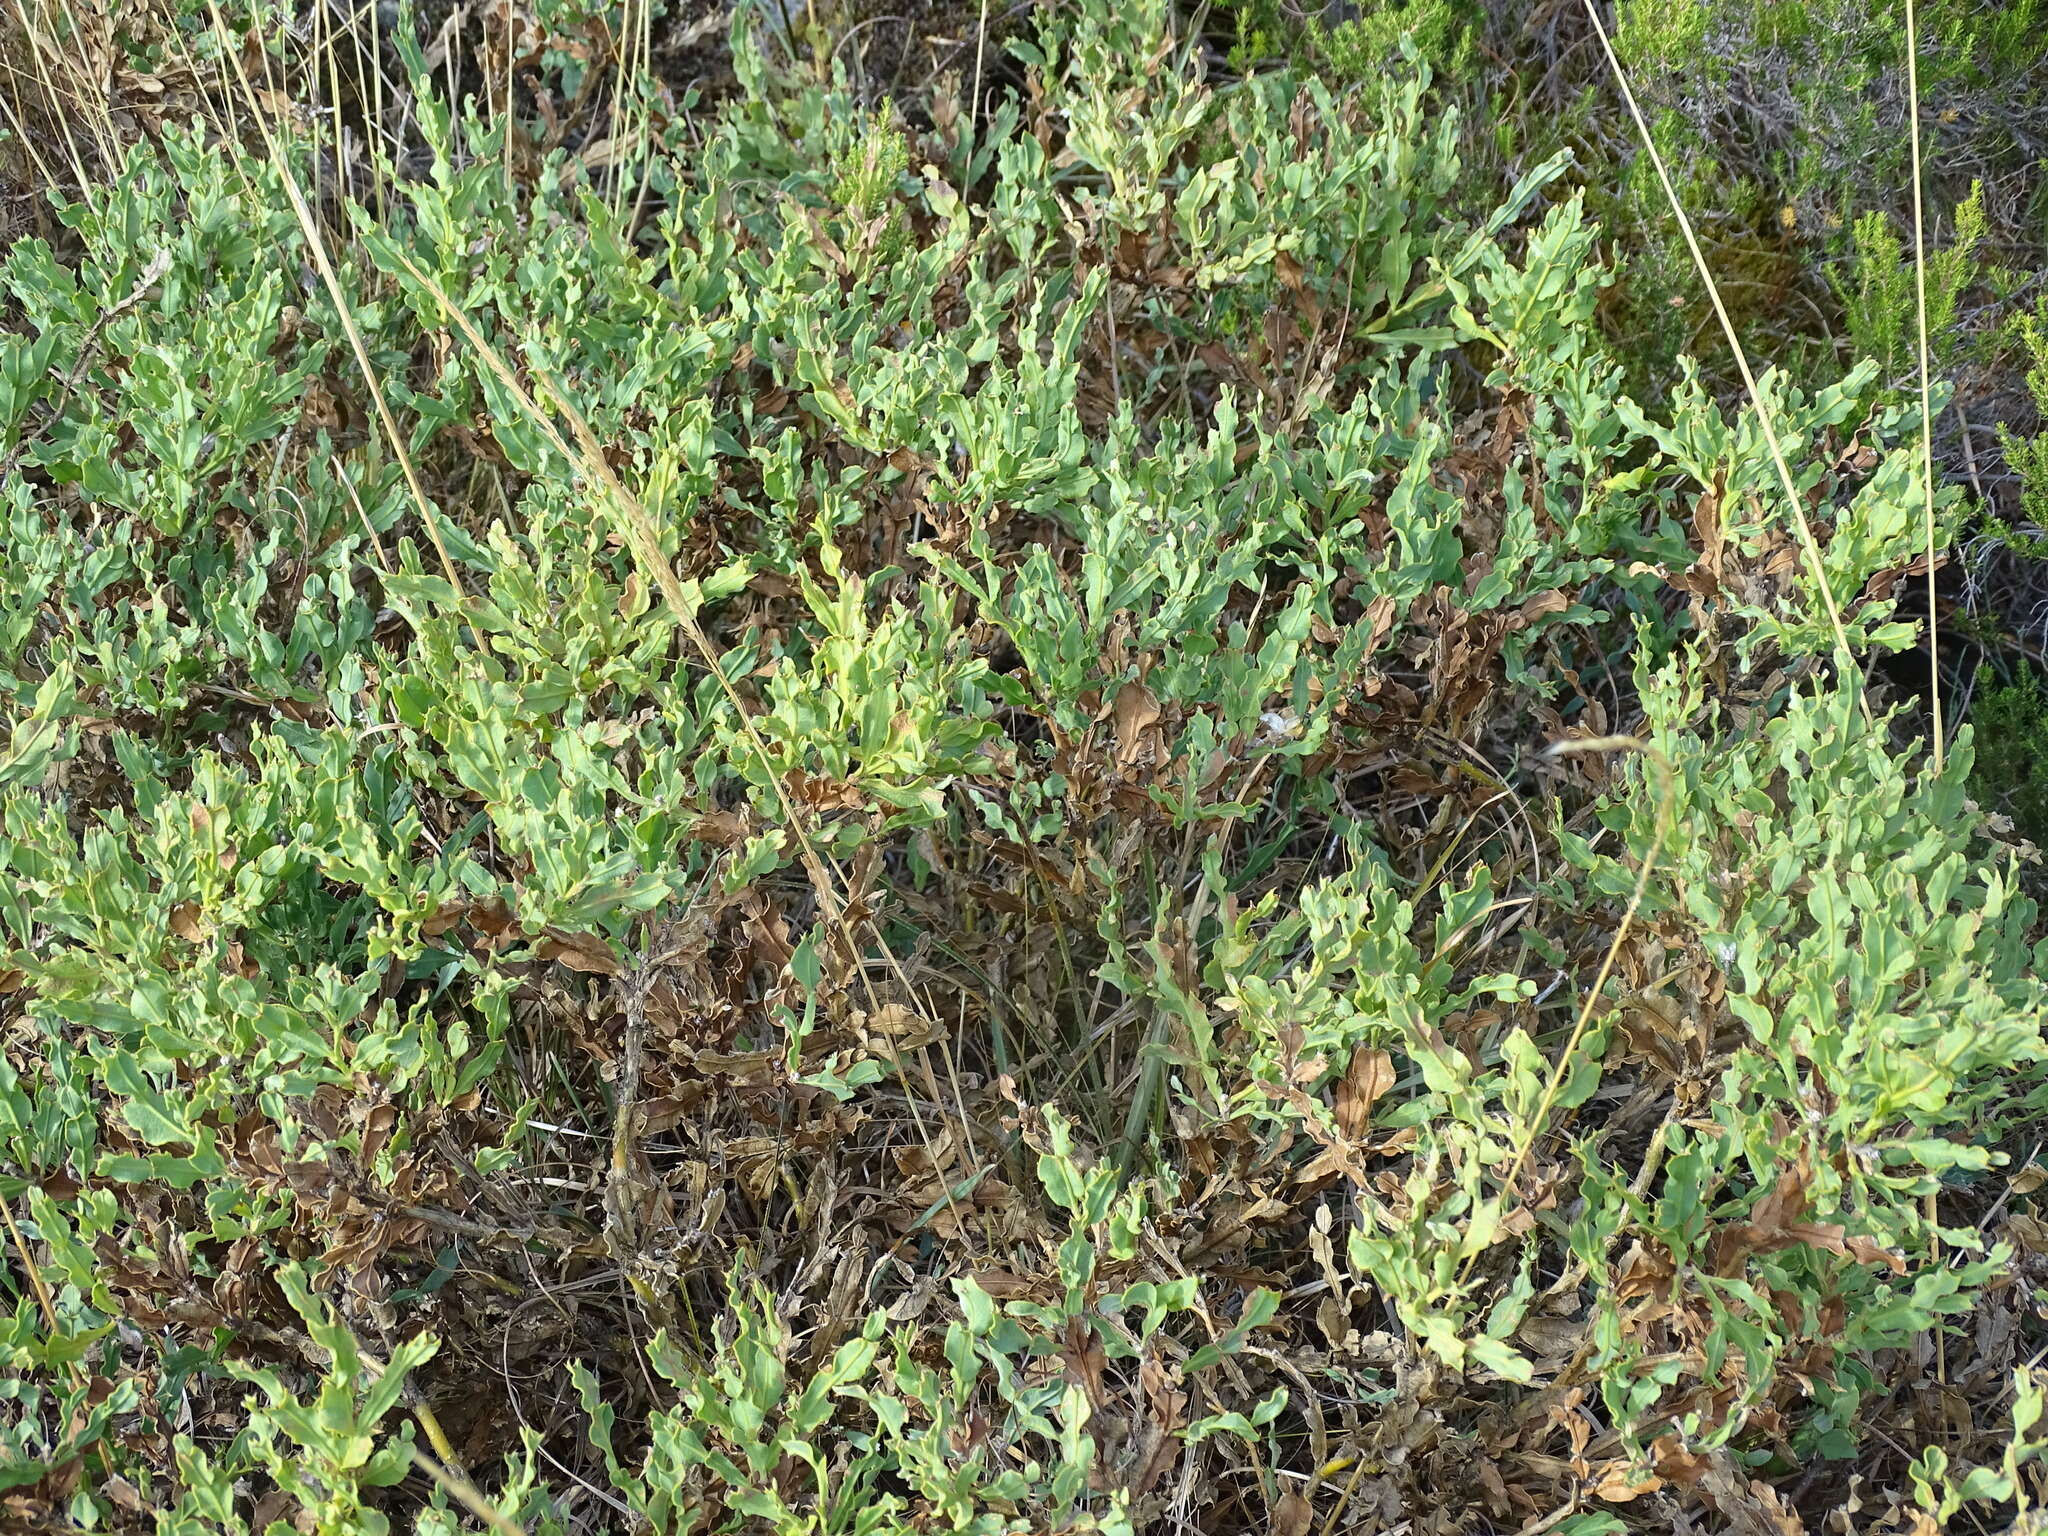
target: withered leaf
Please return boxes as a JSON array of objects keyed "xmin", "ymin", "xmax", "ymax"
[
  {"xmin": 692, "ymin": 808, "xmax": 752, "ymax": 847},
  {"xmin": 1650, "ymin": 1433, "xmax": 1710, "ymax": 1490},
  {"xmin": 691, "ymin": 1049, "xmax": 780, "ymax": 1084},
  {"xmin": 538, "ymin": 931, "xmax": 623, "ymax": 976},
  {"xmin": 469, "ymin": 899, "xmax": 515, "ymax": 936},
  {"xmin": 1589, "ymin": 1460, "xmax": 1662, "ymax": 1502},
  {"xmin": 1333, "ymin": 1047, "xmax": 1395, "ymax": 1138},
  {"xmin": 969, "ymin": 1268, "xmax": 1046, "ymax": 1300},
  {"xmin": 421, "ymin": 900, "xmax": 467, "ymax": 938},
  {"xmin": 1514, "ymin": 1313, "xmax": 1584, "ymax": 1359},
  {"xmin": 1510, "ymin": 587, "xmax": 1571, "ymax": 628},
  {"xmin": 1271, "ymin": 1491, "xmax": 1313, "ymax": 1536},
  {"xmin": 862, "ymin": 1003, "xmax": 940, "ymax": 1054},
  {"xmin": 1841, "ymin": 1232, "xmax": 1907, "ymax": 1275},
  {"xmin": 2004, "ymin": 1213, "xmax": 2048, "ymax": 1255},
  {"xmin": 168, "ymin": 901, "xmax": 207, "ymax": 944},
  {"xmin": 1110, "ymin": 679, "xmax": 1162, "ymax": 769}
]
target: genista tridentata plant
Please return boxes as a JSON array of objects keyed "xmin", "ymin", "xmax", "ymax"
[{"xmin": 2, "ymin": 0, "xmax": 2045, "ymax": 1529}]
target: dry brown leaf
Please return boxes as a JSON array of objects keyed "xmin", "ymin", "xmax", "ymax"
[
  {"xmin": 1613, "ymin": 1240, "xmax": 1675, "ymax": 1301},
  {"xmin": 1110, "ymin": 679, "xmax": 1162, "ymax": 769},
  {"xmin": 1334, "ymin": 1047, "xmax": 1395, "ymax": 1138},
  {"xmin": 692, "ymin": 809, "xmax": 753, "ymax": 847},
  {"xmin": 168, "ymin": 901, "xmax": 207, "ymax": 944},
  {"xmin": 970, "ymin": 1268, "xmax": 1046, "ymax": 1300},
  {"xmin": 1270, "ymin": 1490, "xmax": 1313, "ymax": 1536},
  {"xmin": 1130, "ymin": 1354, "xmax": 1187, "ymax": 1498},
  {"xmin": 1749, "ymin": 1163, "xmax": 1811, "ymax": 1233},
  {"xmin": 1651, "ymin": 1433, "xmax": 1709, "ymax": 1490},
  {"xmin": 861, "ymin": 1003, "xmax": 941, "ymax": 1058},
  {"xmin": 1510, "ymin": 587, "xmax": 1571, "ymax": 629},
  {"xmin": 866, "ymin": 1003, "xmax": 927, "ymax": 1037},
  {"xmin": 1514, "ymin": 1313, "xmax": 1584, "ymax": 1359},
  {"xmin": 421, "ymin": 900, "xmax": 466, "ymax": 938},
  {"xmin": 788, "ymin": 769, "xmax": 866, "ymax": 810},
  {"xmin": 1841, "ymin": 1233, "xmax": 1907, "ymax": 1275},
  {"xmin": 1589, "ymin": 1460, "xmax": 1662, "ymax": 1502},
  {"xmin": 538, "ymin": 931, "xmax": 622, "ymax": 975},
  {"xmin": 1701, "ymin": 1461, "xmax": 1810, "ymax": 1536},
  {"xmin": 1693, "ymin": 490, "xmax": 1725, "ymax": 588},
  {"xmin": 469, "ymin": 899, "xmax": 515, "ymax": 937}
]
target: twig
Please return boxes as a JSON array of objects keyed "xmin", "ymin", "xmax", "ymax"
[
  {"xmin": 407, "ymin": 1447, "xmax": 529, "ymax": 1536},
  {"xmin": 1904, "ymin": 0, "xmax": 1950, "ymax": 1385},
  {"xmin": 603, "ymin": 961, "xmax": 652, "ymax": 1264},
  {"xmin": 1957, "ymin": 403, "xmax": 1986, "ymax": 504},
  {"xmin": 355, "ymin": 1344, "xmax": 526, "ymax": 1534},
  {"xmin": 1906, "ymin": 0, "xmax": 1944, "ymax": 771},
  {"xmin": 1, "ymin": 1194, "xmax": 80, "ymax": 1391}
]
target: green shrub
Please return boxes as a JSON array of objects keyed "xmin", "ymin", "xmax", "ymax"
[
  {"xmin": 1, "ymin": 0, "xmax": 2044, "ymax": 1530},
  {"xmin": 1222, "ymin": 0, "xmax": 2048, "ymax": 410},
  {"xmin": 1997, "ymin": 296, "xmax": 2048, "ymax": 542},
  {"xmin": 1969, "ymin": 662, "xmax": 2048, "ymax": 848}
]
